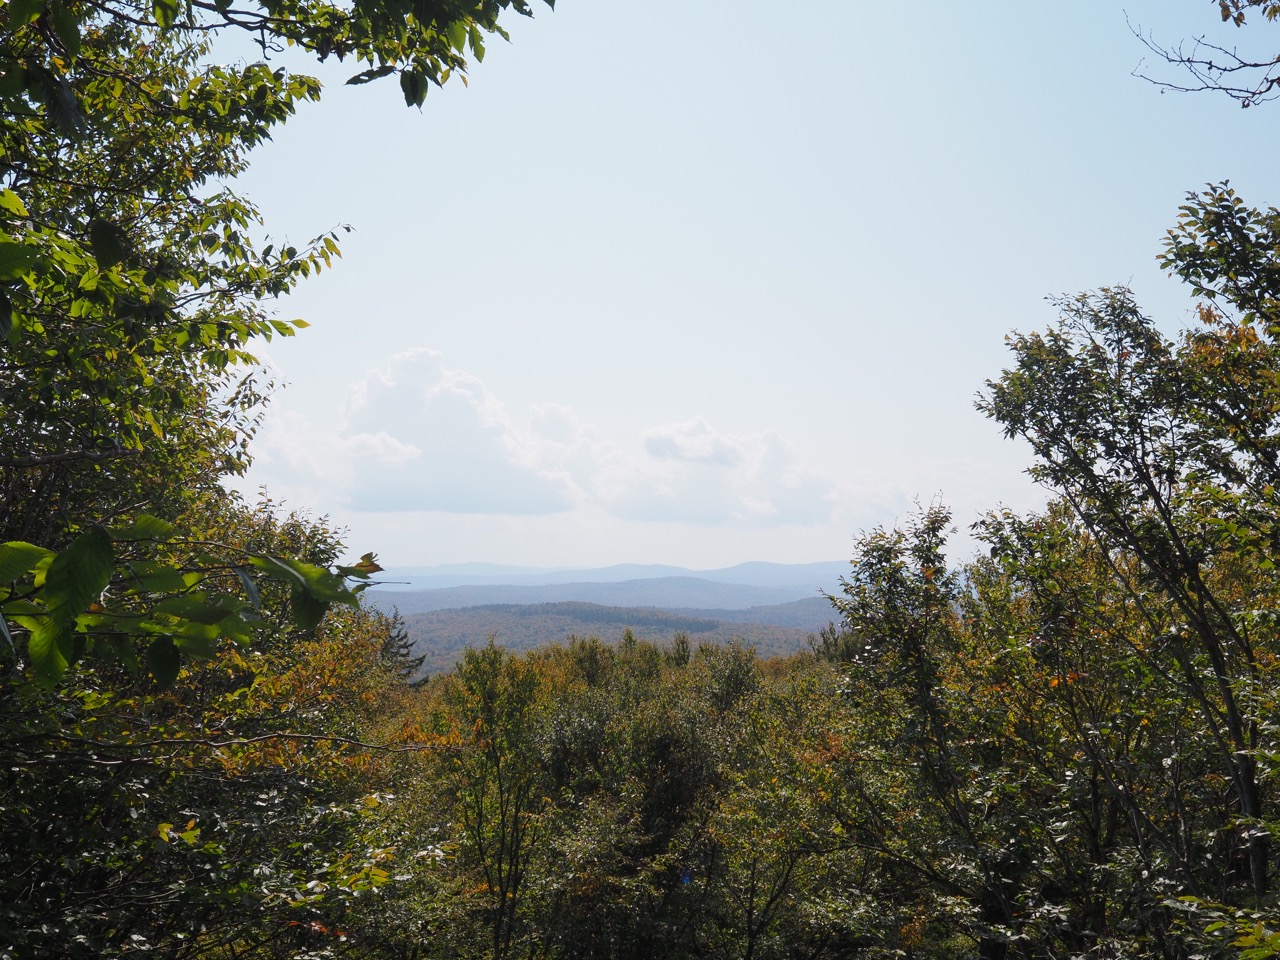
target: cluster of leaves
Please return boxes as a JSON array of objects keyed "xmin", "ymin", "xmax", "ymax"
[
  {"xmin": 0, "ymin": 9, "xmax": 363, "ymax": 685},
  {"xmin": 0, "ymin": 512, "xmax": 387, "ymax": 688}
]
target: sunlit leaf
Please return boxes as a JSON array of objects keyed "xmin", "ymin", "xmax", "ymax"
[
  {"xmin": 152, "ymin": 0, "xmax": 180, "ymax": 28},
  {"xmin": 0, "ymin": 241, "xmax": 37, "ymax": 280},
  {"xmin": 0, "ymin": 541, "xmax": 52, "ymax": 583},
  {"xmin": 43, "ymin": 527, "xmax": 113, "ymax": 627}
]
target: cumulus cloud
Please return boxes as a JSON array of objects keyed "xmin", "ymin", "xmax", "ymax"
[
  {"xmin": 609, "ymin": 419, "xmax": 836, "ymax": 526},
  {"xmin": 256, "ymin": 349, "xmax": 572, "ymax": 515},
  {"xmin": 643, "ymin": 416, "xmax": 742, "ymax": 465},
  {"xmin": 250, "ymin": 348, "xmax": 853, "ymax": 527}
]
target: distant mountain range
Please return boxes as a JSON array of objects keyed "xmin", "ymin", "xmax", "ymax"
[
  {"xmin": 362, "ymin": 561, "xmax": 849, "ymax": 673},
  {"xmin": 366, "ymin": 577, "xmax": 820, "ymax": 615},
  {"xmin": 371, "ymin": 560, "xmax": 851, "ymax": 593}
]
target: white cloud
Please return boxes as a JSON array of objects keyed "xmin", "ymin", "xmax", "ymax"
[
  {"xmin": 245, "ymin": 348, "xmax": 1042, "ymax": 549},
  {"xmin": 643, "ymin": 416, "xmax": 742, "ymax": 465},
  {"xmin": 608, "ymin": 420, "xmax": 837, "ymax": 526},
  {"xmin": 254, "ymin": 349, "xmax": 572, "ymax": 515}
]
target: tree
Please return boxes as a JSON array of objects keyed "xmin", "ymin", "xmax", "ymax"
[
  {"xmin": 967, "ymin": 502, "xmax": 1243, "ymax": 958},
  {"xmin": 524, "ymin": 636, "xmax": 723, "ymax": 960},
  {"xmin": 432, "ymin": 642, "xmax": 550, "ymax": 960},
  {"xmin": 700, "ymin": 673, "xmax": 874, "ymax": 960},
  {"xmin": 822, "ymin": 506, "xmax": 1049, "ymax": 960},
  {"xmin": 981, "ymin": 183, "xmax": 1280, "ymax": 944},
  {"xmin": 2, "ymin": 15, "xmax": 325, "ymax": 547},
  {"xmin": 1, "ymin": 0, "xmax": 552, "ymax": 687},
  {"xmin": 0, "ymin": 2, "xmax": 568, "ymax": 955},
  {"xmin": 0, "ymin": 16, "xmax": 352, "ymax": 686},
  {"xmin": 817, "ymin": 497, "xmax": 1240, "ymax": 958},
  {"xmin": 0, "ymin": 500, "xmax": 424, "ymax": 958}
]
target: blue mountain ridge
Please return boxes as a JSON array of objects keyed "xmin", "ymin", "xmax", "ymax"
[{"xmin": 372, "ymin": 560, "xmax": 850, "ymax": 592}]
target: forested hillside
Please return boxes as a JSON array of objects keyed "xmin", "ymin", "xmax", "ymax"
[
  {"xmin": 381, "ymin": 598, "xmax": 828, "ymax": 673},
  {"xmin": 6, "ymin": 1, "xmax": 1280, "ymax": 959},
  {"xmin": 365, "ymin": 576, "xmax": 817, "ymax": 614}
]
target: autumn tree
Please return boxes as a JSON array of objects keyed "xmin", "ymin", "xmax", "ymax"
[
  {"xmin": 982, "ymin": 187, "xmax": 1280, "ymax": 898},
  {"xmin": 975, "ymin": 183, "xmax": 1280, "ymax": 954},
  {"xmin": 0, "ymin": 500, "xmax": 425, "ymax": 958}
]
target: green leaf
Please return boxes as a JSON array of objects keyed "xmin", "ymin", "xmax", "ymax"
[
  {"xmin": 0, "ymin": 64, "xmax": 26, "ymax": 99},
  {"xmin": 249, "ymin": 554, "xmax": 346, "ymax": 601},
  {"xmin": 152, "ymin": 0, "xmax": 180, "ymax": 28},
  {"xmin": 107, "ymin": 635, "xmax": 141, "ymax": 673},
  {"xmin": 125, "ymin": 561, "xmax": 194, "ymax": 593},
  {"xmin": 44, "ymin": 526, "xmax": 114, "ymax": 627},
  {"xmin": 141, "ymin": 616, "xmax": 221, "ymax": 656},
  {"xmin": 0, "ymin": 541, "xmax": 52, "ymax": 583},
  {"xmin": 447, "ymin": 18, "xmax": 467, "ymax": 51},
  {"xmin": 248, "ymin": 553, "xmax": 304, "ymax": 585},
  {"xmin": 3, "ymin": 601, "xmax": 44, "ymax": 617},
  {"xmin": 32, "ymin": 66, "xmax": 87, "ymax": 136},
  {"xmin": 170, "ymin": 628, "xmax": 219, "ymax": 658},
  {"xmin": 0, "ymin": 190, "xmax": 28, "ymax": 218},
  {"xmin": 109, "ymin": 514, "xmax": 176, "ymax": 542},
  {"xmin": 9, "ymin": 0, "xmax": 44, "ymax": 25},
  {"xmin": 290, "ymin": 587, "xmax": 328, "ymax": 632},
  {"xmin": 346, "ymin": 65, "xmax": 397, "ymax": 85},
  {"xmin": 234, "ymin": 566, "xmax": 261, "ymax": 611},
  {"xmin": 0, "ymin": 240, "xmax": 37, "ymax": 280},
  {"xmin": 88, "ymin": 218, "xmax": 129, "ymax": 268},
  {"xmin": 248, "ymin": 555, "xmax": 335, "ymax": 628},
  {"xmin": 48, "ymin": 2, "xmax": 81, "ymax": 58},
  {"xmin": 0, "ymin": 290, "xmax": 11, "ymax": 341},
  {"xmin": 468, "ymin": 24, "xmax": 485, "ymax": 62},
  {"xmin": 28, "ymin": 620, "xmax": 72, "ymax": 686},
  {"xmin": 146, "ymin": 635, "xmax": 181, "ymax": 687},
  {"xmin": 152, "ymin": 595, "xmax": 236, "ymax": 624},
  {"xmin": 400, "ymin": 69, "xmax": 428, "ymax": 107},
  {"xmin": 216, "ymin": 611, "xmax": 254, "ymax": 645}
]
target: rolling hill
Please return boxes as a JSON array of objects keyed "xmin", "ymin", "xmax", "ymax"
[
  {"xmin": 389, "ymin": 598, "xmax": 834, "ymax": 674},
  {"xmin": 362, "ymin": 561, "xmax": 846, "ymax": 674}
]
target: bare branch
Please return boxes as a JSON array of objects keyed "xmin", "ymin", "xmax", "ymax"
[{"xmin": 1128, "ymin": 11, "xmax": 1280, "ymax": 108}]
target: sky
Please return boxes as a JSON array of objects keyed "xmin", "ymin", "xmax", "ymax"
[{"xmin": 223, "ymin": 1, "xmax": 1280, "ymax": 570}]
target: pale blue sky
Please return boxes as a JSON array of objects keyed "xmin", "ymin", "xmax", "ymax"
[{"xmin": 226, "ymin": 2, "xmax": 1280, "ymax": 569}]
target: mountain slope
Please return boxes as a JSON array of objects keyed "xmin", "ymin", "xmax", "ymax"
[
  {"xmin": 366, "ymin": 576, "xmax": 817, "ymax": 615},
  {"xmin": 374, "ymin": 560, "xmax": 849, "ymax": 592},
  {"xmin": 396, "ymin": 599, "xmax": 824, "ymax": 674}
]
